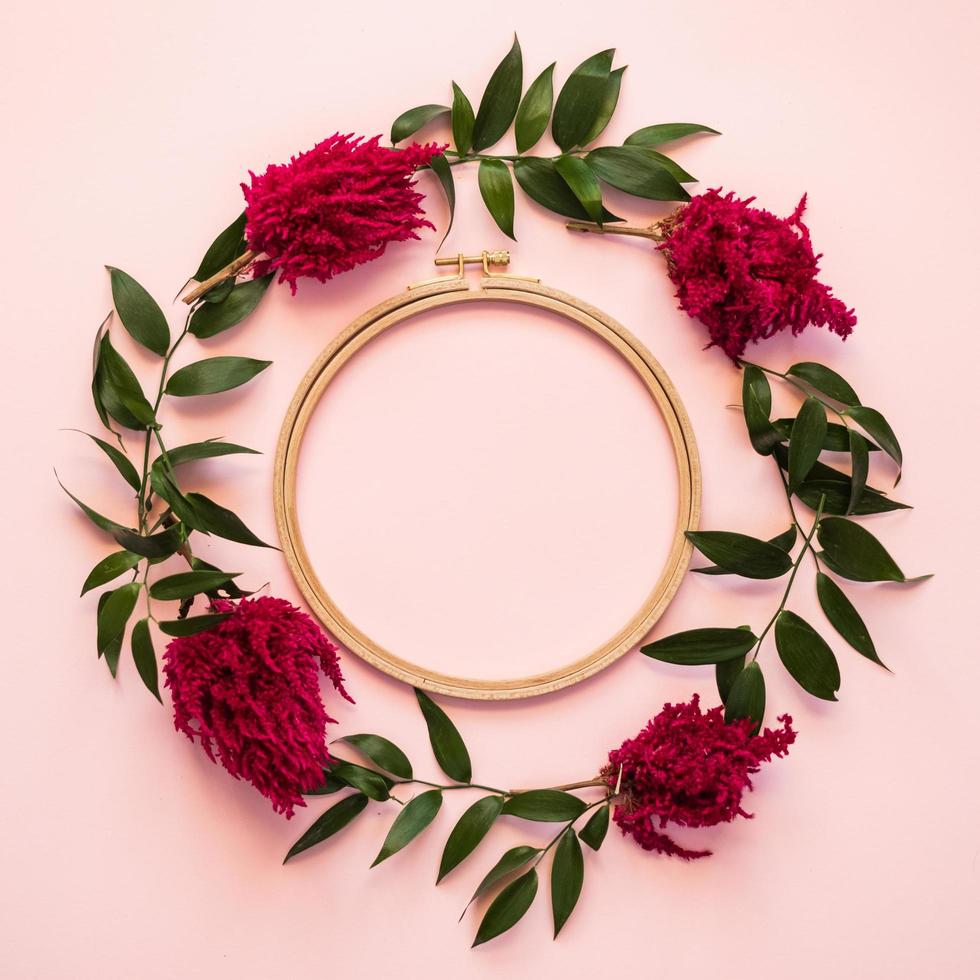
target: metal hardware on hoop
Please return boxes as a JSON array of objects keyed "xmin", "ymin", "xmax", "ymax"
[{"xmin": 409, "ymin": 249, "xmax": 540, "ymax": 288}]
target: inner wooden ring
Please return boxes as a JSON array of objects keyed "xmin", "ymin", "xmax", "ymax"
[{"xmin": 274, "ymin": 275, "xmax": 700, "ymax": 700}]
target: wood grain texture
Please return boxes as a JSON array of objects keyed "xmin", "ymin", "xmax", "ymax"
[{"xmin": 274, "ymin": 274, "xmax": 701, "ymax": 699}]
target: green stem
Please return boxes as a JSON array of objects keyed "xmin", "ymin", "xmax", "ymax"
[
  {"xmin": 394, "ymin": 778, "xmax": 510, "ymax": 796},
  {"xmin": 533, "ymin": 797, "xmax": 612, "ymax": 867},
  {"xmin": 775, "ymin": 461, "xmax": 822, "ymax": 570},
  {"xmin": 750, "ymin": 492, "xmax": 826, "ymax": 661}
]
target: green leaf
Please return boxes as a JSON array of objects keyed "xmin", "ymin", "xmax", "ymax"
[
  {"xmin": 96, "ymin": 592, "xmax": 124, "ymax": 676},
  {"xmin": 580, "ymin": 66, "xmax": 626, "ymax": 145},
  {"xmin": 158, "ymin": 614, "xmax": 231, "ymax": 637},
  {"xmin": 96, "ymin": 334, "xmax": 156, "ymax": 428},
  {"xmin": 107, "ymin": 267, "xmax": 170, "ymax": 356},
  {"xmin": 724, "ymin": 660, "xmax": 766, "ymax": 730},
  {"xmin": 450, "ymin": 82, "xmax": 475, "ymax": 156},
  {"xmin": 284, "ymin": 793, "xmax": 369, "ymax": 862},
  {"xmin": 188, "ymin": 275, "xmax": 273, "ymax": 339},
  {"xmin": 514, "ymin": 62, "xmax": 555, "ymax": 153},
  {"xmin": 329, "ymin": 760, "xmax": 392, "ymax": 802},
  {"xmin": 81, "ymin": 550, "xmax": 142, "ymax": 595},
  {"xmin": 816, "ymin": 572, "xmax": 886, "ymax": 668},
  {"xmin": 414, "ymin": 687, "xmax": 472, "ymax": 783},
  {"xmin": 641, "ymin": 626, "xmax": 758, "ymax": 665},
  {"xmin": 501, "ymin": 790, "xmax": 586, "ymax": 822},
  {"xmin": 71, "ymin": 431, "xmax": 141, "ymax": 491},
  {"xmin": 189, "ymin": 556, "xmax": 252, "ymax": 599},
  {"xmin": 847, "ymin": 430, "xmax": 870, "ymax": 516},
  {"xmin": 513, "ymin": 157, "xmax": 621, "ymax": 222},
  {"xmin": 57, "ymin": 473, "xmax": 125, "ymax": 534},
  {"xmin": 788, "ymin": 396, "xmax": 828, "ymax": 493},
  {"xmin": 586, "ymin": 145, "xmax": 689, "ymax": 201},
  {"xmin": 686, "ymin": 530, "xmax": 794, "ymax": 579},
  {"xmin": 150, "ymin": 467, "xmax": 205, "ymax": 533},
  {"xmin": 742, "ymin": 364, "xmax": 780, "ymax": 455},
  {"xmin": 338, "ymin": 734, "xmax": 413, "ymax": 780},
  {"xmin": 473, "ymin": 868, "xmax": 538, "ymax": 947},
  {"xmin": 427, "ymin": 153, "xmax": 455, "ymax": 249},
  {"xmin": 194, "ymin": 211, "xmax": 247, "ymax": 282},
  {"xmin": 391, "ymin": 104, "xmax": 449, "ymax": 144},
  {"xmin": 477, "ymin": 159, "xmax": 516, "ymax": 240},
  {"xmin": 843, "ymin": 406, "xmax": 903, "ymax": 479},
  {"xmin": 551, "ymin": 828, "xmax": 584, "ymax": 938},
  {"xmin": 111, "ymin": 522, "xmax": 186, "ymax": 560},
  {"xmin": 786, "ymin": 362, "xmax": 859, "ymax": 406},
  {"xmin": 465, "ymin": 846, "xmax": 540, "ymax": 915},
  {"xmin": 438, "ymin": 795, "xmax": 504, "ymax": 883},
  {"xmin": 715, "ymin": 654, "xmax": 746, "ymax": 703},
  {"xmin": 97, "ymin": 582, "xmax": 140, "ymax": 656},
  {"xmin": 554, "ymin": 155, "xmax": 604, "ymax": 225},
  {"xmin": 165, "ymin": 356, "xmax": 271, "ymax": 397},
  {"xmin": 551, "ymin": 49, "xmax": 614, "ymax": 151},
  {"xmin": 185, "ymin": 493, "xmax": 273, "ymax": 548},
  {"xmin": 817, "ymin": 517, "xmax": 908, "ymax": 582},
  {"xmin": 630, "ymin": 148, "xmax": 696, "ymax": 183},
  {"xmin": 149, "ymin": 570, "xmax": 240, "ymax": 601},
  {"xmin": 694, "ymin": 527, "xmax": 796, "ymax": 575},
  {"xmin": 624, "ymin": 123, "xmax": 721, "ymax": 146},
  {"xmin": 773, "ymin": 418, "xmax": 878, "ymax": 453},
  {"xmin": 371, "ymin": 789, "xmax": 443, "ymax": 867},
  {"xmin": 795, "ymin": 479, "xmax": 909, "ymax": 517},
  {"xmin": 131, "ymin": 617, "xmax": 161, "ymax": 702},
  {"xmin": 471, "ymin": 35, "xmax": 523, "ymax": 152},
  {"xmin": 201, "ymin": 280, "xmax": 235, "ymax": 304},
  {"xmin": 305, "ymin": 770, "xmax": 347, "ymax": 796},
  {"xmin": 578, "ymin": 805, "xmax": 609, "ymax": 851},
  {"xmin": 162, "ymin": 440, "xmax": 260, "ymax": 467},
  {"xmin": 775, "ymin": 610, "xmax": 841, "ymax": 701}
]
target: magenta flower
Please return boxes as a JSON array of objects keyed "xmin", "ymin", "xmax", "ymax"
[
  {"xmin": 605, "ymin": 694, "xmax": 795, "ymax": 858},
  {"xmin": 162, "ymin": 596, "xmax": 353, "ymax": 817},
  {"xmin": 242, "ymin": 133, "xmax": 443, "ymax": 293},
  {"xmin": 659, "ymin": 189, "xmax": 856, "ymax": 361}
]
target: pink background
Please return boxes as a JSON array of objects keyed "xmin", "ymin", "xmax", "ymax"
[{"xmin": 3, "ymin": 1, "xmax": 978, "ymax": 976}]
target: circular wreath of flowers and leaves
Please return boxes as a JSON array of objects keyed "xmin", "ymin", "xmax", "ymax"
[{"xmin": 59, "ymin": 37, "xmax": 928, "ymax": 948}]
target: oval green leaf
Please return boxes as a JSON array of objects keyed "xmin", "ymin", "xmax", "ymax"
[
  {"xmin": 514, "ymin": 62, "xmax": 554, "ymax": 153},
  {"xmin": 775, "ymin": 610, "xmax": 841, "ymax": 701},
  {"xmin": 501, "ymin": 790, "xmax": 586, "ymax": 822},
  {"xmin": 284, "ymin": 793, "xmax": 369, "ymax": 862},
  {"xmin": 471, "ymin": 35, "xmax": 523, "ymax": 152},
  {"xmin": 843, "ymin": 405, "xmax": 903, "ymax": 479},
  {"xmin": 816, "ymin": 572, "xmax": 886, "ymax": 668},
  {"xmin": 427, "ymin": 153, "xmax": 455, "ymax": 248},
  {"xmin": 414, "ymin": 687, "xmax": 471, "ymax": 783},
  {"xmin": 551, "ymin": 828, "xmax": 584, "ymax": 938},
  {"xmin": 472, "ymin": 868, "xmax": 538, "ymax": 947},
  {"xmin": 194, "ymin": 212, "xmax": 247, "ymax": 282},
  {"xmin": 788, "ymin": 396, "xmax": 828, "ymax": 493},
  {"xmin": 189, "ymin": 275, "xmax": 273, "ymax": 339},
  {"xmin": 847, "ymin": 429, "xmax": 870, "ymax": 516},
  {"xmin": 715, "ymin": 654, "xmax": 747, "ymax": 704},
  {"xmin": 131, "ymin": 617, "xmax": 161, "ymax": 702},
  {"xmin": 438, "ymin": 795, "xmax": 504, "ymax": 883},
  {"xmin": 158, "ymin": 613, "xmax": 231, "ymax": 637},
  {"xmin": 580, "ymin": 66, "xmax": 626, "ymax": 145},
  {"xmin": 329, "ymin": 760, "xmax": 393, "ymax": 802},
  {"xmin": 641, "ymin": 626, "xmax": 758, "ymax": 665},
  {"xmin": 107, "ymin": 267, "xmax": 170, "ymax": 356},
  {"xmin": 165, "ymin": 356, "xmax": 271, "ymax": 397},
  {"xmin": 464, "ymin": 845, "xmax": 540, "ymax": 916},
  {"xmin": 586, "ymin": 145, "xmax": 689, "ymax": 201},
  {"xmin": 578, "ymin": 804, "xmax": 609, "ymax": 852},
  {"xmin": 149, "ymin": 570, "xmax": 240, "ymax": 601},
  {"xmin": 513, "ymin": 157, "xmax": 621, "ymax": 222},
  {"xmin": 551, "ymin": 49, "xmax": 614, "ymax": 151},
  {"xmin": 742, "ymin": 364, "xmax": 780, "ymax": 455},
  {"xmin": 724, "ymin": 660, "xmax": 766, "ymax": 730},
  {"xmin": 774, "ymin": 418, "xmax": 878, "ymax": 453},
  {"xmin": 184, "ymin": 493, "xmax": 273, "ymax": 548},
  {"xmin": 162, "ymin": 440, "xmax": 260, "ymax": 467},
  {"xmin": 391, "ymin": 104, "xmax": 449, "ymax": 144},
  {"xmin": 694, "ymin": 527, "xmax": 796, "ymax": 576},
  {"xmin": 816, "ymin": 517, "xmax": 907, "ymax": 582},
  {"xmin": 338, "ymin": 734, "xmax": 413, "ymax": 780},
  {"xmin": 786, "ymin": 362, "xmax": 860, "ymax": 406},
  {"xmin": 96, "ymin": 334, "xmax": 156, "ymax": 428},
  {"xmin": 686, "ymin": 530, "xmax": 794, "ymax": 579},
  {"xmin": 796, "ymin": 479, "xmax": 909, "ymax": 517},
  {"xmin": 97, "ymin": 582, "xmax": 141, "ymax": 655},
  {"xmin": 450, "ymin": 82, "xmax": 475, "ymax": 156},
  {"xmin": 72, "ymin": 430, "xmax": 141, "ymax": 491},
  {"xmin": 477, "ymin": 159, "xmax": 516, "ymax": 240},
  {"xmin": 371, "ymin": 789, "xmax": 442, "ymax": 867},
  {"xmin": 81, "ymin": 550, "xmax": 141, "ymax": 596},
  {"xmin": 554, "ymin": 155, "xmax": 604, "ymax": 224},
  {"xmin": 111, "ymin": 522, "xmax": 186, "ymax": 560},
  {"xmin": 624, "ymin": 122, "xmax": 720, "ymax": 146}
]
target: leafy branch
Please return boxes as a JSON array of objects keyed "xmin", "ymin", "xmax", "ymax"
[
  {"xmin": 390, "ymin": 36, "xmax": 718, "ymax": 242},
  {"xmin": 642, "ymin": 359, "xmax": 928, "ymax": 727},
  {"xmin": 61, "ymin": 224, "xmax": 277, "ymax": 699},
  {"xmin": 285, "ymin": 688, "xmax": 615, "ymax": 946}
]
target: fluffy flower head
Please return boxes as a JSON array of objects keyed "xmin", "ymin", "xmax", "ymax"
[
  {"xmin": 605, "ymin": 694, "xmax": 795, "ymax": 858},
  {"xmin": 163, "ymin": 596, "xmax": 353, "ymax": 817},
  {"xmin": 242, "ymin": 133, "xmax": 443, "ymax": 293},
  {"xmin": 660, "ymin": 189, "xmax": 856, "ymax": 360}
]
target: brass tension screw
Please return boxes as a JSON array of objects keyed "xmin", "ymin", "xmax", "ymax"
[{"xmin": 434, "ymin": 250, "xmax": 511, "ymax": 275}]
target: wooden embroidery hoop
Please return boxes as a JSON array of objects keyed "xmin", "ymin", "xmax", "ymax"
[{"xmin": 274, "ymin": 250, "xmax": 701, "ymax": 700}]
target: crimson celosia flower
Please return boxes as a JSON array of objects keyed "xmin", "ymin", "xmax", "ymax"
[
  {"xmin": 605, "ymin": 694, "xmax": 795, "ymax": 858},
  {"xmin": 659, "ymin": 189, "xmax": 856, "ymax": 361},
  {"xmin": 162, "ymin": 596, "xmax": 353, "ymax": 818},
  {"xmin": 241, "ymin": 133, "xmax": 443, "ymax": 293}
]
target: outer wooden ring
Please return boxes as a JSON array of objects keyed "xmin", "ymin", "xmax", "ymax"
[{"xmin": 274, "ymin": 274, "xmax": 701, "ymax": 700}]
